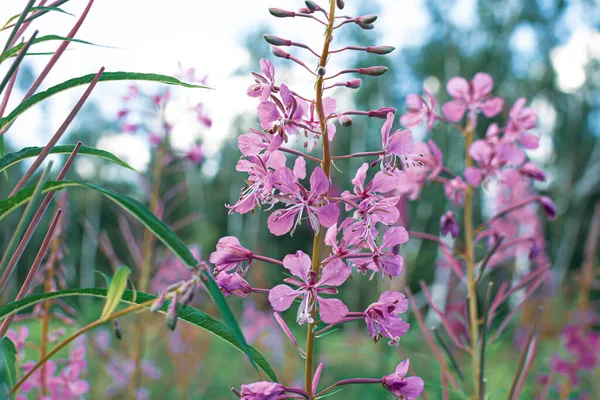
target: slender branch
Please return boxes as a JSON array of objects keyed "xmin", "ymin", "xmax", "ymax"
[
  {"xmin": 253, "ymin": 254, "xmax": 284, "ymax": 266},
  {"xmin": 331, "ymin": 150, "xmax": 384, "ymax": 160},
  {"xmin": 279, "ymin": 147, "xmax": 322, "ymax": 163}
]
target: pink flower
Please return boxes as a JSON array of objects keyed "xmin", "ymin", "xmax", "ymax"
[
  {"xmin": 322, "ymin": 223, "xmax": 363, "ymax": 265},
  {"xmin": 121, "ymin": 123, "xmax": 138, "ymax": 134},
  {"xmin": 216, "ymin": 271, "xmax": 252, "ymax": 297},
  {"xmin": 353, "ymin": 226, "xmax": 409, "ymax": 279},
  {"xmin": 209, "ymin": 236, "xmax": 253, "ymax": 274},
  {"xmin": 257, "ymin": 84, "xmax": 304, "ymax": 140},
  {"xmin": 151, "ymin": 247, "xmax": 201, "ymax": 293},
  {"xmin": 507, "ymin": 98, "xmax": 538, "ymax": 149},
  {"xmin": 444, "ymin": 177, "xmax": 468, "ymax": 206},
  {"xmin": 379, "ymin": 112, "xmax": 414, "ymax": 172},
  {"xmin": 194, "ymin": 103, "xmax": 212, "ymax": 127},
  {"xmin": 442, "ymin": 72, "xmax": 503, "ymax": 123},
  {"xmin": 240, "ymin": 381, "xmax": 285, "ymax": 400},
  {"xmin": 268, "ymin": 251, "xmax": 349, "ymax": 324},
  {"xmin": 440, "ymin": 211, "xmax": 460, "ymax": 238},
  {"xmin": 341, "ymin": 163, "xmax": 399, "ymax": 209},
  {"xmin": 344, "ymin": 196, "xmax": 400, "ymax": 251},
  {"xmin": 382, "ymin": 359, "xmax": 424, "ymax": 399},
  {"xmin": 247, "ymin": 59, "xmax": 276, "ymax": 102},
  {"xmin": 400, "ymin": 88, "xmax": 437, "ymax": 132},
  {"xmin": 6, "ymin": 326, "xmax": 29, "ymax": 354},
  {"xmin": 185, "ymin": 144, "xmax": 203, "ymax": 164},
  {"xmin": 268, "ymin": 167, "xmax": 339, "ymax": 236},
  {"xmin": 238, "ymin": 128, "xmax": 284, "ymax": 156},
  {"xmin": 364, "ymin": 291, "xmax": 410, "ymax": 345}
]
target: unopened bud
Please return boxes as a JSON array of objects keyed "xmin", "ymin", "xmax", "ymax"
[
  {"xmin": 336, "ymin": 0, "xmax": 345, "ymax": 9},
  {"xmin": 346, "ymin": 79, "xmax": 362, "ymax": 89},
  {"xmin": 538, "ymin": 196, "xmax": 557, "ymax": 220},
  {"xmin": 271, "ymin": 46, "xmax": 291, "ymax": 59},
  {"xmin": 366, "ymin": 46, "xmax": 395, "ymax": 55},
  {"xmin": 339, "ymin": 114, "xmax": 353, "ymax": 127},
  {"xmin": 113, "ymin": 320, "xmax": 122, "ymax": 340},
  {"xmin": 264, "ymin": 34, "xmax": 292, "ymax": 46},
  {"xmin": 166, "ymin": 293, "xmax": 179, "ymax": 331},
  {"xmin": 357, "ymin": 14, "xmax": 378, "ymax": 24},
  {"xmin": 520, "ymin": 162, "xmax": 546, "ymax": 182},
  {"xmin": 368, "ymin": 107, "xmax": 397, "ymax": 119},
  {"xmin": 529, "ymin": 240, "xmax": 540, "ymax": 259},
  {"xmin": 298, "ymin": 7, "xmax": 312, "ymax": 13},
  {"xmin": 269, "ymin": 8, "xmax": 295, "ymax": 18},
  {"xmin": 305, "ymin": 1, "xmax": 318, "ymax": 11},
  {"xmin": 440, "ymin": 211, "xmax": 460, "ymax": 238},
  {"xmin": 317, "ymin": 66, "xmax": 326, "ymax": 76},
  {"xmin": 358, "ymin": 66, "xmax": 388, "ymax": 76},
  {"xmin": 150, "ymin": 291, "xmax": 166, "ymax": 312},
  {"xmin": 181, "ymin": 287, "xmax": 195, "ymax": 307},
  {"xmin": 356, "ymin": 22, "xmax": 375, "ymax": 30}
]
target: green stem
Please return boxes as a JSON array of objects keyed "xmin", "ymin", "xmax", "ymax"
[{"xmin": 304, "ymin": 2, "xmax": 336, "ymax": 398}]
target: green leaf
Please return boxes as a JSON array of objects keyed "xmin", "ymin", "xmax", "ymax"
[
  {"xmin": 100, "ymin": 266, "xmax": 131, "ymax": 320},
  {"xmin": 0, "ymin": 337, "xmax": 17, "ymax": 389},
  {"xmin": 1, "ymin": 5, "xmax": 73, "ymax": 31},
  {"xmin": 0, "ymin": 145, "xmax": 136, "ymax": 174},
  {"xmin": 0, "ymin": 72, "xmax": 211, "ymax": 130},
  {"xmin": 0, "ymin": 180, "xmax": 256, "ymax": 374},
  {"xmin": 0, "ymin": 35, "xmax": 109, "ymax": 65},
  {"xmin": 2, "ymin": 0, "xmax": 35, "ymax": 54},
  {"xmin": 0, "ymin": 288, "xmax": 277, "ymax": 381}
]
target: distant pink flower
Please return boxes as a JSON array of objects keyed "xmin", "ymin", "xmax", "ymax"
[
  {"xmin": 364, "ymin": 291, "xmax": 410, "ymax": 345},
  {"xmin": 121, "ymin": 123, "xmax": 138, "ymax": 134},
  {"xmin": 353, "ymin": 226, "xmax": 409, "ymax": 279},
  {"xmin": 185, "ymin": 144, "xmax": 203, "ymax": 164},
  {"xmin": 238, "ymin": 128, "xmax": 284, "ymax": 156},
  {"xmin": 257, "ymin": 84, "xmax": 304, "ymax": 140},
  {"xmin": 341, "ymin": 163, "xmax": 399, "ymax": 209},
  {"xmin": 240, "ymin": 381, "xmax": 285, "ymax": 400},
  {"xmin": 344, "ymin": 196, "xmax": 400, "ymax": 251},
  {"xmin": 444, "ymin": 177, "xmax": 468, "ymax": 206},
  {"xmin": 442, "ymin": 72, "xmax": 503, "ymax": 123},
  {"xmin": 247, "ymin": 59, "xmax": 276, "ymax": 102},
  {"xmin": 268, "ymin": 167, "xmax": 339, "ymax": 236},
  {"xmin": 379, "ymin": 112, "xmax": 414, "ymax": 172},
  {"xmin": 6, "ymin": 326, "xmax": 29, "ymax": 354},
  {"xmin": 151, "ymin": 247, "xmax": 200, "ymax": 293},
  {"xmin": 268, "ymin": 251, "xmax": 349, "ymax": 324},
  {"xmin": 382, "ymin": 359, "xmax": 424, "ymax": 399},
  {"xmin": 209, "ymin": 236, "xmax": 253, "ymax": 274},
  {"xmin": 322, "ymin": 223, "xmax": 363, "ymax": 265},
  {"xmin": 440, "ymin": 211, "xmax": 460, "ymax": 238},
  {"xmin": 400, "ymin": 88, "xmax": 437, "ymax": 132},
  {"xmin": 507, "ymin": 98, "xmax": 538, "ymax": 149},
  {"xmin": 216, "ymin": 271, "xmax": 252, "ymax": 297},
  {"xmin": 194, "ymin": 103, "xmax": 213, "ymax": 127}
]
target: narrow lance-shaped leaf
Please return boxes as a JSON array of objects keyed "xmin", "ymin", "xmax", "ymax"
[
  {"xmin": 0, "ymin": 72, "xmax": 211, "ymax": 130},
  {"xmin": 0, "ymin": 145, "xmax": 136, "ymax": 174},
  {"xmin": 0, "ymin": 35, "xmax": 108, "ymax": 65},
  {"xmin": 2, "ymin": 0, "xmax": 35, "ymax": 53},
  {"xmin": 100, "ymin": 266, "xmax": 131, "ymax": 320},
  {"xmin": 0, "ymin": 337, "xmax": 17, "ymax": 389},
  {"xmin": 0, "ymin": 288, "xmax": 277, "ymax": 381},
  {"xmin": 1, "ymin": 5, "xmax": 73, "ymax": 31}
]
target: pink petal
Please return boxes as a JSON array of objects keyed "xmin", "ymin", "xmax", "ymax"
[
  {"xmin": 399, "ymin": 111, "xmax": 423, "ymax": 128},
  {"xmin": 405, "ymin": 94, "xmax": 424, "ymax": 110},
  {"xmin": 310, "ymin": 167, "xmax": 330, "ymax": 196},
  {"xmin": 69, "ymin": 380, "xmax": 90, "ymax": 396},
  {"xmin": 282, "ymin": 251, "xmax": 311, "ymax": 281},
  {"xmin": 351, "ymin": 163, "xmax": 369, "ymax": 192},
  {"xmin": 316, "ymin": 203, "xmax": 339, "ymax": 228},
  {"xmin": 268, "ymin": 285, "xmax": 298, "ymax": 312},
  {"xmin": 521, "ymin": 133, "xmax": 539, "ymax": 149},
  {"xmin": 322, "ymin": 97, "xmax": 337, "ymax": 116},
  {"xmin": 379, "ymin": 291, "xmax": 408, "ymax": 313},
  {"xmin": 324, "ymin": 224, "xmax": 338, "ymax": 248},
  {"xmin": 238, "ymin": 133, "xmax": 264, "ymax": 156},
  {"xmin": 468, "ymin": 139, "xmax": 493, "ymax": 164},
  {"xmin": 388, "ymin": 129, "xmax": 413, "ymax": 156},
  {"xmin": 472, "ymin": 72, "xmax": 494, "ymax": 99},
  {"xmin": 293, "ymin": 157, "xmax": 306, "ymax": 180},
  {"xmin": 446, "ymin": 76, "xmax": 469, "ymax": 100},
  {"xmin": 318, "ymin": 259, "xmax": 350, "ymax": 287},
  {"xmin": 279, "ymin": 84, "xmax": 292, "ymax": 106},
  {"xmin": 381, "ymin": 112, "xmax": 395, "ymax": 147},
  {"xmin": 402, "ymin": 376, "xmax": 425, "ymax": 398},
  {"xmin": 509, "ymin": 97, "xmax": 527, "ymax": 120},
  {"xmin": 268, "ymin": 133, "xmax": 284, "ymax": 153},
  {"xmin": 480, "ymin": 97, "xmax": 504, "ymax": 118},
  {"xmin": 519, "ymin": 108, "xmax": 537, "ymax": 130},
  {"xmin": 257, "ymin": 102, "xmax": 280, "ymax": 129},
  {"xmin": 395, "ymin": 359, "xmax": 410, "ymax": 376},
  {"xmin": 260, "ymin": 58, "xmax": 275, "ymax": 80},
  {"xmin": 382, "ymin": 226, "xmax": 409, "ymax": 249},
  {"xmin": 317, "ymin": 297, "xmax": 348, "ymax": 324},
  {"xmin": 371, "ymin": 171, "xmax": 400, "ymax": 194},
  {"xmin": 442, "ymin": 100, "xmax": 467, "ymax": 122},
  {"xmin": 267, "ymin": 208, "xmax": 299, "ymax": 236},
  {"xmin": 327, "ymin": 122, "xmax": 336, "ymax": 141},
  {"xmin": 464, "ymin": 167, "xmax": 483, "ymax": 187}
]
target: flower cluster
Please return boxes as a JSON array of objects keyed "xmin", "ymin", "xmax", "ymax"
[{"xmin": 549, "ymin": 324, "xmax": 599, "ymax": 387}]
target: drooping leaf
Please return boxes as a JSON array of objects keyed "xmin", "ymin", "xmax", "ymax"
[
  {"xmin": 0, "ymin": 145, "xmax": 136, "ymax": 174},
  {"xmin": 0, "ymin": 288, "xmax": 277, "ymax": 381},
  {"xmin": 0, "ymin": 72, "xmax": 211, "ymax": 130},
  {"xmin": 2, "ymin": 0, "xmax": 35, "ymax": 54},
  {"xmin": 1, "ymin": 5, "xmax": 73, "ymax": 31},
  {"xmin": 0, "ymin": 337, "xmax": 17, "ymax": 390},
  {"xmin": 100, "ymin": 266, "xmax": 131, "ymax": 320},
  {"xmin": 0, "ymin": 35, "xmax": 107, "ymax": 65}
]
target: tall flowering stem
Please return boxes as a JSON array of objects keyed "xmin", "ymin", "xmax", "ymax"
[
  {"xmin": 305, "ymin": 1, "xmax": 337, "ymax": 396},
  {"xmin": 463, "ymin": 121, "xmax": 480, "ymax": 398}
]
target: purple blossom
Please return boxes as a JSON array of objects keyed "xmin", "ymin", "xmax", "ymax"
[
  {"xmin": 444, "ymin": 177, "xmax": 468, "ymax": 206},
  {"xmin": 268, "ymin": 166, "xmax": 339, "ymax": 236},
  {"xmin": 400, "ymin": 88, "xmax": 437, "ymax": 132},
  {"xmin": 258, "ymin": 84, "xmax": 305, "ymax": 140},
  {"xmin": 364, "ymin": 291, "xmax": 410, "ymax": 345},
  {"xmin": 240, "ymin": 381, "xmax": 285, "ymax": 400},
  {"xmin": 343, "ymin": 195, "xmax": 400, "ymax": 251},
  {"xmin": 353, "ymin": 226, "xmax": 409, "ymax": 279},
  {"xmin": 209, "ymin": 236, "xmax": 253, "ymax": 274},
  {"xmin": 442, "ymin": 72, "xmax": 504, "ymax": 123},
  {"xmin": 268, "ymin": 251, "xmax": 349, "ymax": 324},
  {"xmin": 440, "ymin": 211, "xmax": 460, "ymax": 238},
  {"xmin": 379, "ymin": 112, "xmax": 414, "ymax": 172},
  {"xmin": 341, "ymin": 163, "xmax": 400, "ymax": 209},
  {"xmin": 382, "ymin": 359, "xmax": 424, "ymax": 399},
  {"xmin": 507, "ymin": 97, "xmax": 539, "ymax": 149},
  {"xmin": 185, "ymin": 144, "xmax": 203, "ymax": 164},
  {"xmin": 238, "ymin": 128, "xmax": 284, "ymax": 157},
  {"xmin": 216, "ymin": 271, "xmax": 252, "ymax": 297},
  {"xmin": 247, "ymin": 59, "xmax": 276, "ymax": 102}
]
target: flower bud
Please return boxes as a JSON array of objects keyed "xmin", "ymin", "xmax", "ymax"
[
  {"xmin": 538, "ymin": 196, "xmax": 557, "ymax": 220},
  {"xmin": 269, "ymin": 8, "xmax": 295, "ymax": 18},
  {"xmin": 440, "ymin": 211, "xmax": 459, "ymax": 238},
  {"xmin": 305, "ymin": 1, "xmax": 318, "ymax": 11},
  {"xmin": 181, "ymin": 286, "xmax": 195, "ymax": 307},
  {"xmin": 529, "ymin": 240, "xmax": 540, "ymax": 259},
  {"xmin": 345, "ymin": 79, "xmax": 362, "ymax": 89},
  {"xmin": 356, "ymin": 22, "xmax": 375, "ymax": 30},
  {"xmin": 150, "ymin": 291, "xmax": 166, "ymax": 312},
  {"xmin": 166, "ymin": 293, "xmax": 179, "ymax": 331},
  {"xmin": 520, "ymin": 162, "xmax": 546, "ymax": 182},
  {"xmin": 317, "ymin": 66, "xmax": 326, "ymax": 76},
  {"xmin": 358, "ymin": 66, "xmax": 388, "ymax": 76},
  {"xmin": 357, "ymin": 14, "xmax": 378, "ymax": 24},
  {"xmin": 113, "ymin": 320, "xmax": 122, "ymax": 340},
  {"xmin": 368, "ymin": 107, "xmax": 397, "ymax": 118},
  {"xmin": 336, "ymin": 0, "xmax": 345, "ymax": 9},
  {"xmin": 263, "ymin": 34, "xmax": 292, "ymax": 46},
  {"xmin": 298, "ymin": 7, "xmax": 312, "ymax": 13},
  {"xmin": 271, "ymin": 46, "xmax": 291, "ymax": 59},
  {"xmin": 366, "ymin": 46, "xmax": 395, "ymax": 55},
  {"xmin": 339, "ymin": 114, "xmax": 353, "ymax": 127}
]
